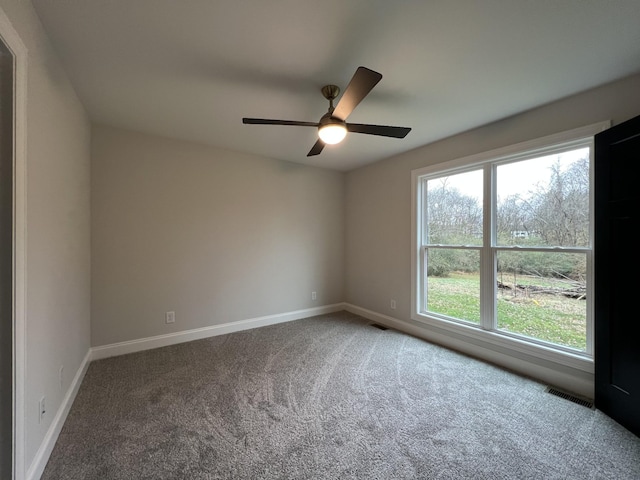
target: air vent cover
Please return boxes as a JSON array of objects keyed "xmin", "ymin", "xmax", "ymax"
[
  {"xmin": 369, "ymin": 323, "xmax": 389, "ymax": 331},
  {"xmin": 546, "ymin": 387, "xmax": 594, "ymax": 409}
]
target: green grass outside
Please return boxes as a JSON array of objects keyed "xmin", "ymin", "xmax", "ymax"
[{"xmin": 427, "ymin": 272, "xmax": 586, "ymax": 351}]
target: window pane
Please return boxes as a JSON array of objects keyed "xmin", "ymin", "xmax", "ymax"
[
  {"xmin": 426, "ymin": 248, "xmax": 480, "ymax": 324},
  {"xmin": 425, "ymin": 170, "xmax": 483, "ymax": 246},
  {"xmin": 496, "ymin": 251, "xmax": 587, "ymax": 350},
  {"xmin": 496, "ymin": 148, "xmax": 590, "ymax": 247}
]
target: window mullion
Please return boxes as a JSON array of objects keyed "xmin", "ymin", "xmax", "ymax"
[
  {"xmin": 420, "ymin": 245, "xmax": 427, "ymax": 314},
  {"xmin": 480, "ymin": 163, "xmax": 495, "ymax": 330}
]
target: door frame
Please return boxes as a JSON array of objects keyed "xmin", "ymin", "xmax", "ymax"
[{"xmin": 0, "ymin": 7, "xmax": 27, "ymax": 480}]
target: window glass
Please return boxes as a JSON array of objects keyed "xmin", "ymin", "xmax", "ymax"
[
  {"xmin": 425, "ymin": 169, "xmax": 483, "ymax": 246},
  {"xmin": 496, "ymin": 148, "xmax": 590, "ymax": 247},
  {"xmin": 426, "ymin": 248, "xmax": 480, "ymax": 324},
  {"xmin": 496, "ymin": 251, "xmax": 587, "ymax": 350}
]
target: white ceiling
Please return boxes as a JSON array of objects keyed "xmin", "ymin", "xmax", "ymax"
[{"xmin": 31, "ymin": 0, "xmax": 640, "ymax": 171}]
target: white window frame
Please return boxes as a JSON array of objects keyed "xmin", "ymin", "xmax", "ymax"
[{"xmin": 411, "ymin": 122, "xmax": 610, "ymax": 374}]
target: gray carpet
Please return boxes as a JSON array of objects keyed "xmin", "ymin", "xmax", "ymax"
[{"xmin": 42, "ymin": 311, "xmax": 640, "ymax": 479}]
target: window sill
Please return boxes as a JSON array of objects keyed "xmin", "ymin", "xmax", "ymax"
[{"xmin": 411, "ymin": 312, "xmax": 594, "ymax": 374}]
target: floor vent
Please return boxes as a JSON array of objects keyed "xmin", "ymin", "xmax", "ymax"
[
  {"xmin": 545, "ymin": 387, "xmax": 594, "ymax": 409},
  {"xmin": 369, "ymin": 323, "xmax": 389, "ymax": 331}
]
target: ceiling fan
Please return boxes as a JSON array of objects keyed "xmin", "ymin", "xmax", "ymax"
[{"xmin": 242, "ymin": 66, "xmax": 411, "ymax": 157}]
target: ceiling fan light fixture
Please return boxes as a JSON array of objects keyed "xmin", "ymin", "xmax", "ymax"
[{"xmin": 318, "ymin": 123, "xmax": 347, "ymax": 144}]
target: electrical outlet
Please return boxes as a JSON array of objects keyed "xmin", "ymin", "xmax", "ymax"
[
  {"xmin": 165, "ymin": 311, "xmax": 175, "ymax": 324},
  {"xmin": 390, "ymin": 299, "xmax": 397, "ymax": 310},
  {"xmin": 59, "ymin": 366, "xmax": 64, "ymax": 391},
  {"xmin": 39, "ymin": 396, "xmax": 46, "ymax": 424},
  {"xmin": 311, "ymin": 291, "xmax": 317, "ymax": 301}
]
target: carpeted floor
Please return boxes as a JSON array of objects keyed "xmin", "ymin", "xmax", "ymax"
[{"xmin": 42, "ymin": 311, "xmax": 640, "ymax": 479}]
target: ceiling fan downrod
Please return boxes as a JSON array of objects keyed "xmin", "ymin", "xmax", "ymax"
[
  {"xmin": 318, "ymin": 85, "xmax": 347, "ymax": 144},
  {"xmin": 321, "ymin": 85, "xmax": 340, "ymax": 114}
]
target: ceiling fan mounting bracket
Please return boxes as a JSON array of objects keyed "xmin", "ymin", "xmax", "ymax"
[{"xmin": 321, "ymin": 85, "xmax": 340, "ymax": 101}]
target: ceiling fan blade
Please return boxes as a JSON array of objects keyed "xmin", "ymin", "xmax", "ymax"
[
  {"xmin": 307, "ymin": 139, "xmax": 325, "ymax": 157},
  {"xmin": 347, "ymin": 123, "xmax": 411, "ymax": 138},
  {"xmin": 332, "ymin": 67, "xmax": 382, "ymax": 121},
  {"xmin": 243, "ymin": 118, "xmax": 319, "ymax": 127}
]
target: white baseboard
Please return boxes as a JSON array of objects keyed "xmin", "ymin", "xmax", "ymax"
[
  {"xmin": 26, "ymin": 349, "xmax": 92, "ymax": 480},
  {"xmin": 91, "ymin": 303, "xmax": 346, "ymax": 361},
  {"xmin": 344, "ymin": 303, "xmax": 594, "ymax": 399}
]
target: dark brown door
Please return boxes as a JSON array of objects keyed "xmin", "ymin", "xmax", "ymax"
[
  {"xmin": 0, "ymin": 35, "xmax": 13, "ymax": 478},
  {"xmin": 594, "ymin": 114, "xmax": 640, "ymax": 437}
]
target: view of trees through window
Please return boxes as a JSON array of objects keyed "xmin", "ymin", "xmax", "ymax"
[{"xmin": 423, "ymin": 147, "xmax": 590, "ymax": 351}]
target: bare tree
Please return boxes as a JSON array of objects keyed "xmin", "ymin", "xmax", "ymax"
[
  {"xmin": 529, "ymin": 158, "xmax": 589, "ymax": 247},
  {"xmin": 427, "ymin": 179, "xmax": 482, "ymax": 244}
]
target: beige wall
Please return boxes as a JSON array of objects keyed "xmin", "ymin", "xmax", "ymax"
[
  {"xmin": 91, "ymin": 125, "xmax": 344, "ymax": 346},
  {"xmin": 0, "ymin": 0, "xmax": 91, "ymax": 472}
]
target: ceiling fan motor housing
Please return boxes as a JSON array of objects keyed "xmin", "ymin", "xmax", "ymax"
[{"xmin": 319, "ymin": 112, "xmax": 345, "ymax": 128}]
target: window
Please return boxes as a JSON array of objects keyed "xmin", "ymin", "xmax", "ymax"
[{"xmin": 412, "ymin": 123, "xmax": 609, "ymax": 367}]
